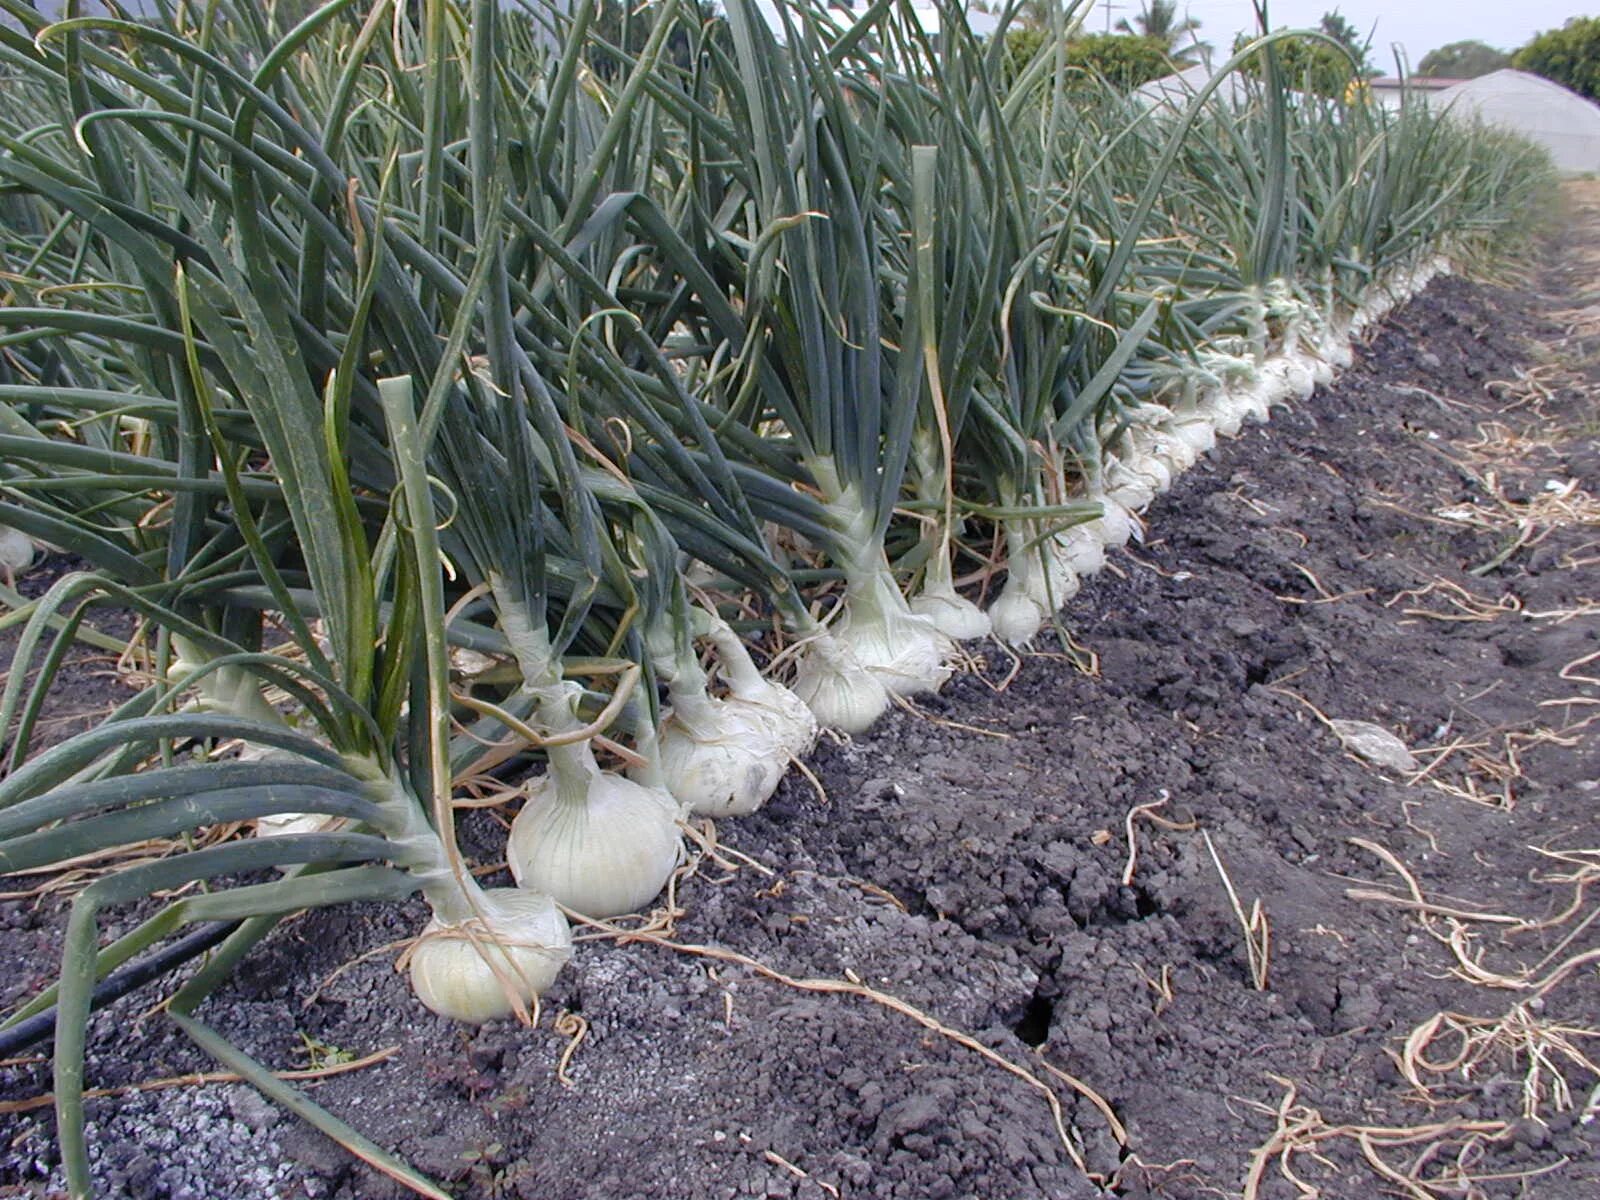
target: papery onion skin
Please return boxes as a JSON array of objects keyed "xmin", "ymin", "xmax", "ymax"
[
  {"xmin": 1057, "ymin": 528, "xmax": 1105, "ymax": 578},
  {"xmin": 1203, "ymin": 391, "xmax": 1249, "ymax": 438},
  {"xmin": 1103, "ymin": 458, "xmax": 1157, "ymax": 511},
  {"xmin": 990, "ymin": 526, "xmax": 1078, "ymax": 645},
  {"xmin": 1123, "ymin": 450, "xmax": 1173, "ymax": 495},
  {"xmin": 1081, "ymin": 495, "xmax": 1138, "ymax": 550},
  {"xmin": 746, "ymin": 682, "xmax": 819, "ymax": 756},
  {"xmin": 1137, "ymin": 427, "xmax": 1196, "ymax": 475},
  {"xmin": 805, "ymin": 467, "xmax": 953, "ymax": 702},
  {"xmin": 839, "ymin": 617, "xmax": 950, "ymax": 697},
  {"xmin": 255, "ymin": 811, "xmax": 343, "ymax": 839},
  {"xmin": 832, "ymin": 572, "xmax": 953, "ymax": 697},
  {"xmin": 705, "ymin": 619, "xmax": 818, "ymax": 759},
  {"xmin": 1169, "ymin": 416, "xmax": 1217, "ymax": 459}
]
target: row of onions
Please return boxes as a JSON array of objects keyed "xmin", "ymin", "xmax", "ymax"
[{"xmin": 0, "ymin": 0, "xmax": 1554, "ymax": 1192}]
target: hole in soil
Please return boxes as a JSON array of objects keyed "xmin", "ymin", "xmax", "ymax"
[
  {"xmin": 1133, "ymin": 886, "xmax": 1159, "ymax": 919},
  {"xmin": 1108, "ymin": 1145, "xmax": 1139, "ymax": 1196},
  {"xmin": 1053, "ymin": 884, "xmax": 1090, "ymax": 929},
  {"xmin": 1013, "ymin": 992, "xmax": 1054, "ymax": 1047}
]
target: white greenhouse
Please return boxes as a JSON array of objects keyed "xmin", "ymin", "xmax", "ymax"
[
  {"xmin": 1133, "ymin": 63, "xmax": 1254, "ymax": 110},
  {"xmin": 1435, "ymin": 70, "xmax": 1600, "ymax": 176}
]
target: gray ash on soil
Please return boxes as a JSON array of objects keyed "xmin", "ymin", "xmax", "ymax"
[{"xmin": 3, "ymin": 240, "xmax": 1599, "ymax": 1198}]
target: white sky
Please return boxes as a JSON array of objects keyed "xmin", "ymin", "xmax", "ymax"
[
  {"xmin": 1082, "ymin": 2, "xmax": 1598, "ymax": 71},
  {"xmin": 14, "ymin": 1, "xmax": 1595, "ymax": 70}
]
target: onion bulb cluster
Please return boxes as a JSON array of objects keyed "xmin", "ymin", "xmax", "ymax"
[
  {"xmin": 791, "ymin": 471, "xmax": 954, "ymax": 724},
  {"xmin": 650, "ymin": 618, "xmax": 818, "ymax": 816}
]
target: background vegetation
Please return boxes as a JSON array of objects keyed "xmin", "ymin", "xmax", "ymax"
[{"xmin": 1512, "ymin": 16, "xmax": 1600, "ymax": 101}]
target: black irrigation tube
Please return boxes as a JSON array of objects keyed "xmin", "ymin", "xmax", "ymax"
[{"xmin": 0, "ymin": 919, "xmax": 241, "ymax": 1058}]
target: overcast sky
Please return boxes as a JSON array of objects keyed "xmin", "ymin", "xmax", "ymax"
[{"xmin": 1083, "ymin": 2, "xmax": 1595, "ymax": 70}]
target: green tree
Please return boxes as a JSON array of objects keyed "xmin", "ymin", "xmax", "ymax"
[
  {"xmin": 1115, "ymin": 1, "xmax": 1209, "ymax": 67},
  {"xmin": 1232, "ymin": 29, "xmax": 1366, "ymax": 98},
  {"xmin": 1512, "ymin": 18, "xmax": 1600, "ymax": 102},
  {"xmin": 1066, "ymin": 32, "xmax": 1172, "ymax": 88},
  {"xmin": 1010, "ymin": 0, "xmax": 1087, "ymax": 35},
  {"xmin": 1317, "ymin": 11, "xmax": 1364, "ymax": 57},
  {"xmin": 1005, "ymin": 26, "xmax": 1048, "ymax": 78},
  {"xmin": 1005, "ymin": 31, "xmax": 1172, "ymax": 91},
  {"xmin": 1316, "ymin": 11, "xmax": 1377, "ymax": 77},
  {"xmin": 1417, "ymin": 40, "xmax": 1510, "ymax": 79}
]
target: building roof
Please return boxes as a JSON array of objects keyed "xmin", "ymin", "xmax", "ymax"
[
  {"xmin": 1369, "ymin": 76, "xmax": 1466, "ymax": 91},
  {"xmin": 1133, "ymin": 63, "xmax": 1253, "ymax": 110},
  {"xmin": 1434, "ymin": 69, "xmax": 1600, "ymax": 175}
]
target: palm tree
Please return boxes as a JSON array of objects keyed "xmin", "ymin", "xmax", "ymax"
[
  {"xmin": 1116, "ymin": 1, "xmax": 1209, "ymax": 66},
  {"xmin": 1009, "ymin": 0, "xmax": 1088, "ymax": 35}
]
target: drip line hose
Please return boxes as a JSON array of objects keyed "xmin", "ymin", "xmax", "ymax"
[{"xmin": 0, "ymin": 920, "xmax": 242, "ymax": 1058}]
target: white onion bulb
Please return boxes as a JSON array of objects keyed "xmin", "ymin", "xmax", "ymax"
[
  {"xmin": 1057, "ymin": 527, "xmax": 1105, "ymax": 577},
  {"xmin": 909, "ymin": 581, "xmax": 993, "ymax": 641},
  {"xmin": 1278, "ymin": 354, "xmax": 1316, "ymax": 401},
  {"xmin": 1081, "ymin": 495, "xmax": 1139, "ymax": 549},
  {"xmin": 803, "ymin": 467, "xmax": 953, "ymax": 704},
  {"xmin": 990, "ymin": 524, "xmax": 1077, "ymax": 645},
  {"xmin": 1122, "ymin": 449, "xmax": 1173, "ymax": 494},
  {"xmin": 508, "ymin": 742, "xmax": 682, "ymax": 919},
  {"xmin": 1103, "ymin": 457, "xmax": 1157, "ymax": 511},
  {"xmin": 988, "ymin": 584, "xmax": 1047, "ymax": 645},
  {"xmin": 1237, "ymin": 382, "xmax": 1274, "ymax": 424},
  {"xmin": 828, "ymin": 569, "xmax": 952, "ymax": 698},
  {"xmin": 1169, "ymin": 414, "xmax": 1217, "ymax": 459},
  {"xmin": 0, "ymin": 526, "xmax": 35, "ymax": 575},
  {"xmin": 1256, "ymin": 363, "xmax": 1295, "ymax": 408},
  {"xmin": 706, "ymin": 621, "xmax": 817, "ymax": 759},
  {"xmin": 1203, "ymin": 391, "xmax": 1247, "ymax": 438},
  {"xmin": 651, "ymin": 690, "xmax": 785, "ymax": 818},
  {"xmin": 909, "ymin": 587, "xmax": 993, "ymax": 641},
  {"xmin": 1147, "ymin": 428, "xmax": 1198, "ymax": 474},
  {"xmin": 409, "ymin": 888, "xmax": 571, "ymax": 1024},
  {"xmin": 790, "ymin": 631, "xmax": 891, "ymax": 735}
]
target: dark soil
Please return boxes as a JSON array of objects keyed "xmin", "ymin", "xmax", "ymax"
[
  {"xmin": 2, "ymin": 188, "xmax": 1598, "ymax": 1200},
  {"xmin": 0, "ymin": 558, "xmax": 141, "ymax": 756}
]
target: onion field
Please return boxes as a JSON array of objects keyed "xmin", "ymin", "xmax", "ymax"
[{"xmin": 0, "ymin": 1, "xmax": 1583, "ymax": 1196}]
